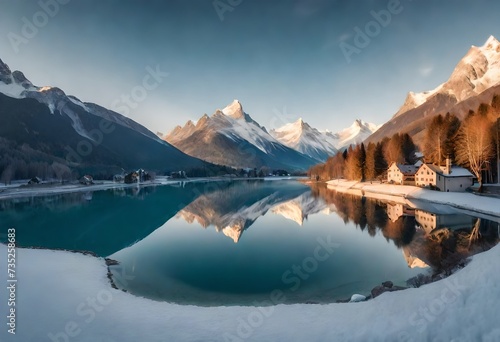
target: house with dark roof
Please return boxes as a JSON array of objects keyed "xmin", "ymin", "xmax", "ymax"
[
  {"xmin": 415, "ymin": 159, "xmax": 474, "ymax": 192},
  {"xmin": 387, "ymin": 163, "xmax": 419, "ymax": 185}
]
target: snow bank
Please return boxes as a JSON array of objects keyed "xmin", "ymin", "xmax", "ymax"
[
  {"xmin": 1, "ymin": 243, "xmax": 499, "ymax": 342},
  {"xmin": 326, "ymin": 180, "xmax": 500, "ymax": 218}
]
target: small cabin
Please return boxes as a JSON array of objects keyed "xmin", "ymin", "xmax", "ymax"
[
  {"xmin": 387, "ymin": 163, "xmax": 419, "ymax": 185},
  {"xmin": 79, "ymin": 175, "xmax": 94, "ymax": 185},
  {"xmin": 28, "ymin": 177, "xmax": 42, "ymax": 185}
]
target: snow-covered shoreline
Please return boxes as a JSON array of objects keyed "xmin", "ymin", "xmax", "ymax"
[
  {"xmin": 323, "ymin": 180, "xmax": 500, "ymax": 218},
  {"xmin": 1, "ymin": 243, "xmax": 499, "ymax": 341}
]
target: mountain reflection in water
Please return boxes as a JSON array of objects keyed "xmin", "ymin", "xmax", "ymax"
[
  {"xmin": 1, "ymin": 179, "xmax": 497, "ymax": 305},
  {"xmin": 106, "ymin": 181, "xmax": 498, "ymax": 305}
]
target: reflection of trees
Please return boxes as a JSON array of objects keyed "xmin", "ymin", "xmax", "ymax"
[
  {"xmin": 0, "ymin": 192, "xmax": 90, "ymax": 212},
  {"xmin": 0, "ymin": 182, "xmax": 206, "ymax": 256},
  {"xmin": 384, "ymin": 216, "xmax": 416, "ymax": 248},
  {"xmin": 417, "ymin": 217, "xmax": 499, "ymax": 273},
  {"xmin": 309, "ymin": 183, "xmax": 499, "ymax": 273},
  {"xmin": 310, "ymin": 184, "xmax": 397, "ymax": 241}
]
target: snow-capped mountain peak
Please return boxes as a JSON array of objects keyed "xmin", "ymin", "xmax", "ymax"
[
  {"xmin": 164, "ymin": 100, "xmax": 318, "ymax": 169},
  {"xmin": 327, "ymin": 119, "xmax": 380, "ymax": 149},
  {"xmin": 394, "ymin": 35, "xmax": 500, "ymax": 117},
  {"xmin": 0, "ymin": 57, "xmax": 166, "ymax": 144},
  {"xmin": 0, "ymin": 59, "xmax": 38, "ymax": 99},
  {"xmin": 222, "ymin": 99, "xmax": 244, "ymax": 119},
  {"xmin": 270, "ymin": 118, "xmax": 379, "ymax": 161},
  {"xmin": 274, "ymin": 117, "xmax": 308, "ymax": 132},
  {"xmin": 39, "ymin": 86, "xmax": 54, "ymax": 92},
  {"xmin": 480, "ymin": 35, "xmax": 500, "ymax": 50},
  {"xmin": 271, "ymin": 118, "xmax": 338, "ymax": 162},
  {"xmin": 350, "ymin": 119, "xmax": 380, "ymax": 133}
]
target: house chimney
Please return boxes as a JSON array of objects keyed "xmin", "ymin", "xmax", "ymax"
[{"xmin": 445, "ymin": 157, "xmax": 451, "ymax": 175}]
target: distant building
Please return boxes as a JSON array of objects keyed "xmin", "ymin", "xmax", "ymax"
[
  {"xmin": 170, "ymin": 171, "xmax": 186, "ymax": 179},
  {"xmin": 79, "ymin": 175, "xmax": 94, "ymax": 185},
  {"xmin": 415, "ymin": 159, "xmax": 474, "ymax": 192},
  {"xmin": 28, "ymin": 177, "xmax": 42, "ymax": 185},
  {"xmin": 124, "ymin": 172, "xmax": 139, "ymax": 184},
  {"xmin": 387, "ymin": 163, "xmax": 419, "ymax": 185},
  {"xmin": 113, "ymin": 174, "xmax": 124, "ymax": 183}
]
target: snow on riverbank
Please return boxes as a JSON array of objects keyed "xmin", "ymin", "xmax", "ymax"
[
  {"xmin": 1, "ymin": 243, "xmax": 499, "ymax": 342},
  {"xmin": 326, "ymin": 180, "xmax": 500, "ymax": 218}
]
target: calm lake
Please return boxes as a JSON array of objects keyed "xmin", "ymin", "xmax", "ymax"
[{"xmin": 0, "ymin": 179, "xmax": 498, "ymax": 305}]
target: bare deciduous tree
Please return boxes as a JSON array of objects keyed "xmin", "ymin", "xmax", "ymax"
[{"xmin": 455, "ymin": 112, "xmax": 495, "ymax": 192}]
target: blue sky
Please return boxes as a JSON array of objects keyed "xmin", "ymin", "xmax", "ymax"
[{"xmin": 1, "ymin": 0, "xmax": 499, "ymax": 134}]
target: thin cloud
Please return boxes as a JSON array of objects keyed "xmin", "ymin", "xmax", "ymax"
[{"xmin": 419, "ymin": 66, "xmax": 434, "ymax": 77}]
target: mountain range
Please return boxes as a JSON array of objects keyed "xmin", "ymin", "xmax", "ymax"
[
  {"xmin": 367, "ymin": 35, "xmax": 500, "ymax": 146},
  {"xmin": 164, "ymin": 100, "xmax": 320, "ymax": 170},
  {"xmin": 164, "ymin": 100, "xmax": 378, "ymax": 168},
  {"xmin": 2, "ymin": 35, "xmax": 497, "ymax": 178},
  {"xmin": 270, "ymin": 118, "xmax": 379, "ymax": 156},
  {"xmin": 0, "ymin": 56, "xmax": 377, "ymax": 177},
  {"xmin": 0, "ymin": 58, "xmax": 208, "ymax": 178}
]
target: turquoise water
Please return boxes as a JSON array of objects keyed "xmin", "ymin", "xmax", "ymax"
[{"xmin": 0, "ymin": 180, "xmax": 497, "ymax": 305}]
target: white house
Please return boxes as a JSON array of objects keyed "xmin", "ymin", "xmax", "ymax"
[
  {"xmin": 415, "ymin": 159, "xmax": 474, "ymax": 192},
  {"xmin": 387, "ymin": 163, "xmax": 419, "ymax": 185}
]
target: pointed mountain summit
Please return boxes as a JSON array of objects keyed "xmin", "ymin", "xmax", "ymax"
[
  {"xmin": 270, "ymin": 118, "xmax": 338, "ymax": 162},
  {"xmin": 328, "ymin": 119, "xmax": 380, "ymax": 149},
  {"xmin": 368, "ymin": 35, "xmax": 500, "ymax": 146},
  {"xmin": 0, "ymin": 57, "xmax": 207, "ymax": 176},
  {"xmin": 394, "ymin": 35, "xmax": 500, "ymax": 117},
  {"xmin": 164, "ymin": 100, "xmax": 317, "ymax": 170},
  {"xmin": 274, "ymin": 117, "xmax": 309, "ymax": 132},
  {"xmin": 271, "ymin": 118, "xmax": 379, "ymax": 161},
  {"xmin": 222, "ymin": 99, "xmax": 245, "ymax": 119},
  {"xmin": 0, "ymin": 58, "xmax": 12, "ymax": 75}
]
